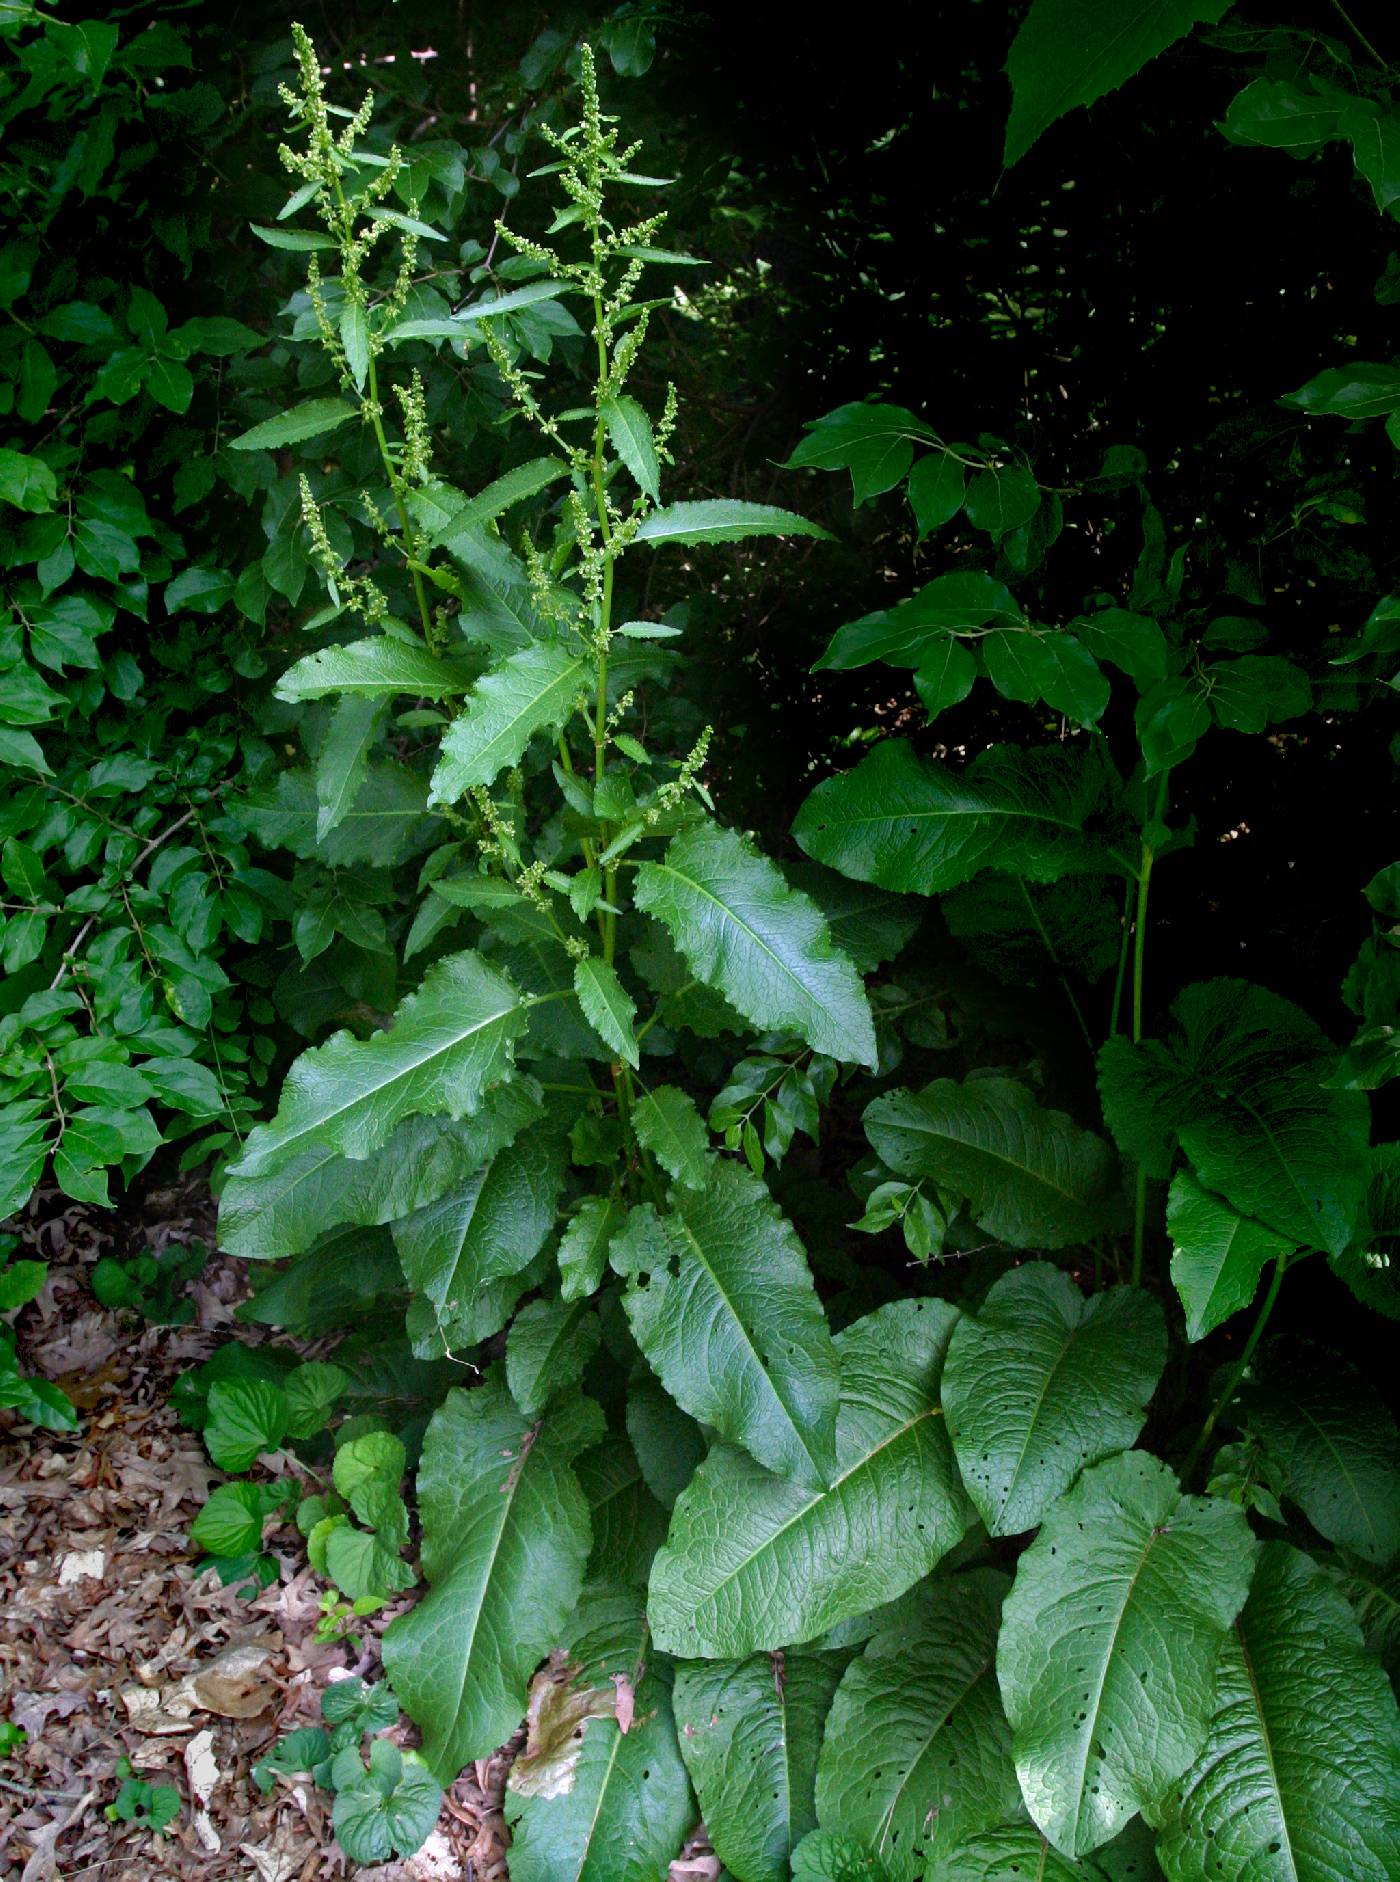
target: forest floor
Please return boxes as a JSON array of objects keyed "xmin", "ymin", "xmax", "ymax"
[{"xmin": 0, "ymin": 1185, "xmax": 720, "ymax": 1881}]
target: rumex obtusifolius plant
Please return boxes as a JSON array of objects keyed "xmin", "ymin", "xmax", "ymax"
[{"xmin": 200, "ymin": 20, "xmax": 1400, "ymax": 1882}]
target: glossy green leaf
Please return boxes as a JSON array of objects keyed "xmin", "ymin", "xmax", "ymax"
[
  {"xmin": 228, "ymin": 951, "xmax": 531, "ymax": 1180},
  {"xmin": 1074, "ymin": 608, "xmax": 1170, "ymax": 687},
  {"xmin": 633, "ymin": 499, "xmax": 833, "ymax": 547},
  {"xmin": 964, "ymin": 464, "xmax": 1040, "ymax": 536},
  {"xmin": 1152, "ymin": 1543, "xmax": 1400, "ymax": 1882},
  {"xmin": 783, "ymin": 401, "xmax": 935, "ymax": 505},
  {"xmin": 573, "ymin": 956, "xmax": 639, "ymax": 1067},
  {"xmin": 1280, "ymin": 363, "xmax": 1400, "ymax": 420},
  {"xmin": 1166, "ymin": 1169, "xmax": 1295, "ymax": 1342},
  {"xmin": 982, "ymin": 629, "xmax": 1109, "ymax": 725},
  {"xmin": 276, "ymin": 637, "xmax": 477, "ymax": 702},
  {"xmin": 610, "ymin": 1162, "xmax": 839, "ymax": 1487},
  {"xmin": 814, "ymin": 572, "xmax": 1021, "ymax": 671},
  {"xmin": 507, "ymin": 1296, "xmax": 600, "ymax": 1416},
  {"xmin": 1004, "ymin": 0, "xmax": 1232, "ymax": 168},
  {"xmin": 647, "ymin": 1300, "xmax": 970, "ymax": 1657},
  {"xmin": 907, "ymin": 451, "xmax": 966, "ymax": 536},
  {"xmin": 925, "ymin": 1823, "xmax": 1113, "ymax": 1881},
  {"xmin": 425, "ymin": 458, "xmax": 572, "ymax": 540},
  {"xmin": 601, "ymin": 394, "xmax": 660, "ymax": 500},
  {"xmin": 382, "ymin": 1382, "xmax": 602, "ymax": 1781},
  {"xmin": 1097, "ymin": 979, "xmax": 1369, "ymax": 1254},
  {"xmin": 557, "ymin": 1195, "xmax": 626, "ymax": 1302},
  {"xmin": 815, "ymin": 1571, "xmax": 1019, "ymax": 1878},
  {"xmin": 793, "ymin": 740, "xmax": 1113, "ymax": 896},
  {"xmin": 429, "ymin": 644, "xmax": 590, "ymax": 802},
  {"xmin": 674, "ymin": 1651, "xmax": 845, "ymax": 1882},
  {"xmin": 631, "ymin": 1085, "xmax": 710, "ymax": 1189},
  {"xmin": 635, "ymin": 819, "xmax": 877, "ymax": 1068},
  {"xmin": 864, "ymin": 1078, "xmax": 1117, "ymax": 1250},
  {"xmin": 998, "ymin": 1451, "xmax": 1257, "ymax": 1858},
  {"xmin": 228, "ymin": 397, "xmax": 358, "ymax": 451},
  {"xmin": 942, "ymin": 1264, "xmax": 1166, "ymax": 1535}
]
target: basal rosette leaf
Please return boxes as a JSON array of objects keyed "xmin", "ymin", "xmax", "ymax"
[
  {"xmin": 942, "ymin": 1263, "xmax": 1166, "ymax": 1535},
  {"xmin": 1151, "ymin": 1543, "xmax": 1400, "ymax": 1882},
  {"xmin": 997, "ymin": 1450, "xmax": 1257, "ymax": 1858},
  {"xmin": 647, "ymin": 1300, "xmax": 970, "ymax": 1657},
  {"xmin": 635, "ymin": 818, "xmax": 877, "ymax": 1068},
  {"xmin": 382, "ymin": 1380, "xmax": 603, "ymax": 1782}
]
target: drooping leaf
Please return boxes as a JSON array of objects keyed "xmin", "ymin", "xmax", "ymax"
[
  {"xmin": 635, "ymin": 819, "xmax": 877, "ymax": 1068},
  {"xmin": 1097, "ymin": 979, "xmax": 1369, "ymax": 1254},
  {"xmin": 998, "ymin": 1451, "xmax": 1257, "ymax": 1858},
  {"xmin": 313, "ymin": 696, "xmax": 383, "ymax": 841},
  {"xmin": 1004, "ymin": 0, "xmax": 1232, "ymax": 168},
  {"xmin": 942, "ymin": 1264, "xmax": 1166, "ymax": 1536},
  {"xmin": 647, "ymin": 1300, "xmax": 970, "ymax": 1657},
  {"xmin": 963, "ymin": 464, "xmax": 1040, "ymax": 536},
  {"xmin": 633, "ymin": 499, "xmax": 833, "ymax": 547},
  {"xmin": 1245, "ymin": 1350, "xmax": 1400, "ymax": 1566},
  {"xmin": 609, "ymin": 1163, "xmax": 839, "ymax": 1488},
  {"xmin": 674, "ymin": 1651, "xmax": 846, "ymax": 1882},
  {"xmin": 228, "ymin": 397, "xmax": 358, "ymax": 451},
  {"xmin": 577, "ymin": 1438, "xmax": 669, "ymax": 1589},
  {"xmin": 228, "ymin": 951, "xmax": 532, "ymax": 1181},
  {"xmin": 631, "ymin": 1085, "xmax": 710, "ymax": 1189},
  {"xmin": 601, "ymin": 394, "xmax": 660, "ymax": 500},
  {"xmin": 505, "ymin": 1584, "xmax": 693, "ymax": 1882},
  {"xmin": 864, "ymin": 1078, "xmax": 1117, "ymax": 1250},
  {"xmin": 907, "ymin": 451, "xmax": 966, "ymax": 536},
  {"xmin": 1166, "ymin": 1169, "xmax": 1296, "ymax": 1342},
  {"xmin": 277, "ymin": 636, "xmax": 478, "ymax": 702},
  {"xmin": 625, "ymin": 1372, "xmax": 707, "ymax": 1510},
  {"xmin": 815, "ymin": 1571, "xmax": 1020, "ymax": 1879},
  {"xmin": 429, "ymin": 644, "xmax": 590, "ymax": 802},
  {"xmin": 814, "ymin": 572, "xmax": 1021, "ymax": 672},
  {"xmin": 793, "ymin": 739, "xmax": 1115, "ymax": 897},
  {"xmin": 240, "ymin": 763, "xmax": 434, "ymax": 866},
  {"xmin": 382, "ymin": 1381, "xmax": 603, "ymax": 1781},
  {"xmin": 1151, "ymin": 1543, "xmax": 1400, "ymax": 1882},
  {"xmin": 573, "ymin": 956, "xmax": 639, "ymax": 1067}
]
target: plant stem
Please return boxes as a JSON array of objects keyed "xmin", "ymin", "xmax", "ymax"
[
  {"xmin": 1329, "ymin": 0, "xmax": 1390, "ymax": 69},
  {"xmin": 1129, "ymin": 774, "xmax": 1169, "ymax": 1286},
  {"xmin": 1180, "ymin": 1252, "xmax": 1289, "ymax": 1487}
]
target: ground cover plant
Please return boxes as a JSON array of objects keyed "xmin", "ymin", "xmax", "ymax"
[{"xmin": 3, "ymin": 3, "xmax": 1400, "ymax": 1879}]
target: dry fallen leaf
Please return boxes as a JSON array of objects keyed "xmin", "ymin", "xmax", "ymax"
[
  {"xmin": 56, "ymin": 1547, "xmax": 106, "ymax": 1585},
  {"xmin": 191, "ymin": 1636, "xmax": 282, "ymax": 1718}
]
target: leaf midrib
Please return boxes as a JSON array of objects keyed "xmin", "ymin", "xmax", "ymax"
[
  {"xmin": 445, "ymin": 651, "xmax": 586, "ymax": 776},
  {"xmin": 644, "ymin": 856, "xmax": 825, "ymax": 1027},
  {"xmin": 1236, "ymin": 1618, "xmax": 1300, "ymax": 1879},
  {"xmin": 891, "ymin": 1106, "xmax": 1088, "ymax": 1211},
  {"xmin": 874, "ymin": 1647, "xmax": 995, "ymax": 1859}
]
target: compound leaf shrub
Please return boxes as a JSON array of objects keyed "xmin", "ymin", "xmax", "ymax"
[{"xmin": 197, "ymin": 22, "xmax": 1400, "ymax": 1882}]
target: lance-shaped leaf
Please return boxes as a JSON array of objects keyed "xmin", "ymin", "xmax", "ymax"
[
  {"xmin": 425, "ymin": 457, "xmax": 572, "ymax": 541},
  {"xmin": 942, "ymin": 1264, "xmax": 1166, "ymax": 1536},
  {"xmin": 314, "ymin": 696, "xmax": 383, "ymax": 841},
  {"xmin": 557, "ymin": 1195, "xmax": 626, "ymax": 1301},
  {"xmin": 647, "ymin": 1300, "xmax": 970, "ymax": 1657},
  {"xmin": 1166, "ymin": 1169, "xmax": 1296, "ymax": 1342},
  {"xmin": 393, "ymin": 1128, "xmax": 567, "ymax": 1350},
  {"xmin": 601, "ymin": 394, "xmax": 660, "ymax": 500},
  {"xmin": 793, "ymin": 739, "xmax": 1115, "ymax": 898},
  {"xmin": 998, "ymin": 1451, "xmax": 1257, "ymax": 1859},
  {"xmin": 506, "ymin": 1584, "xmax": 693, "ymax": 1882},
  {"xmin": 1245, "ymin": 1350, "xmax": 1400, "ymax": 1566},
  {"xmin": 609, "ymin": 1163, "xmax": 839, "ymax": 1487},
  {"xmin": 674, "ymin": 1651, "xmax": 846, "ymax": 1882},
  {"xmin": 1003, "ymin": 0, "xmax": 1232, "ymax": 169},
  {"xmin": 1098, "ymin": 979, "xmax": 1369, "ymax": 1254},
  {"xmin": 573, "ymin": 956, "xmax": 639, "ymax": 1067},
  {"xmin": 276, "ymin": 636, "xmax": 478, "ymax": 702},
  {"xmin": 507, "ymin": 1298, "xmax": 600, "ymax": 1417},
  {"xmin": 383, "ymin": 278, "xmax": 572, "ymax": 341},
  {"xmin": 864, "ymin": 1078, "xmax": 1117, "ymax": 1250},
  {"xmin": 635, "ymin": 820, "xmax": 877, "ymax": 1069},
  {"xmin": 228, "ymin": 395, "xmax": 358, "ymax": 450},
  {"xmin": 218, "ymin": 1081, "xmax": 544, "ymax": 1259},
  {"xmin": 631, "ymin": 1085, "xmax": 710, "ymax": 1189},
  {"xmin": 228, "ymin": 951, "xmax": 531, "ymax": 1180},
  {"xmin": 429, "ymin": 644, "xmax": 590, "ymax": 803},
  {"xmin": 633, "ymin": 498, "xmax": 833, "ymax": 547},
  {"xmin": 1151, "ymin": 1543, "xmax": 1400, "ymax": 1882},
  {"xmin": 382, "ymin": 1382, "xmax": 602, "ymax": 1781},
  {"xmin": 815, "ymin": 1571, "xmax": 1020, "ymax": 1879}
]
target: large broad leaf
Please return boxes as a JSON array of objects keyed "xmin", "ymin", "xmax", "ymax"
[
  {"xmin": 506, "ymin": 1584, "xmax": 693, "ymax": 1882},
  {"xmin": 609, "ymin": 1163, "xmax": 839, "ymax": 1488},
  {"xmin": 577, "ymin": 1438, "xmax": 669, "ymax": 1590},
  {"xmin": 998, "ymin": 1451, "xmax": 1256, "ymax": 1858},
  {"xmin": 814, "ymin": 1571, "xmax": 1020, "ymax": 1879},
  {"xmin": 633, "ymin": 499, "xmax": 832, "ymax": 547},
  {"xmin": 864, "ymin": 1078, "xmax": 1117, "ymax": 1250},
  {"xmin": 783, "ymin": 862, "xmax": 921, "ymax": 974},
  {"xmin": 218, "ymin": 1081, "xmax": 543, "ymax": 1259},
  {"xmin": 1098, "ymin": 980, "xmax": 1370, "ymax": 1255},
  {"xmin": 942, "ymin": 1264, "xmax": 1166, "ymax": 1536},
  {"xmin": 241, "ymin": 763, "xmax": 433, "ymax": 866},
  {"xmin": 1003, "ymin": 0, "xmax": 1231, "ymax": 168},
  {"xmin": 673, "ymin": 1651, "xmax": 845, "ymax": 1882},
  {"xmin": 429, "ymin": 644, "xmax": 590, "ymax": 802},
  {"xmin": 1245, "ymin": 1350, "xmax": 1400, "ymax": 1566},
  {"xmin": 228, "ymin": 951, "xmax": 532, "ymax": 1181},
  {"xmin": 924, "ymin": 1823, "xmax": 1114, "ymax": 1881},
  {"xmin": 276, "ymin": 636, "xmax": 478, "ymax": 701},
  {"xmin": 782, "ymin": 401, "xmax": 936, "ymax": 505},
  {"xmin": 647, "ymin": 1300, "xmax": 970, "ymax": 1657},
  {"xmin": 393, "ymin": 1128, "xmax": 568, "ymax": 1352},
  {"xmin": 793, "ymin": 740, "xmax": 1115, "ymax": 897},
  {"xmin": 382, "ymin": 1382, "xmax": 602, "ymax": 1781},
  {"xmin": 635, "ymin": 819, "xmax": 877, "ymax": 1068},
  {"xmin": 1280, "ymin": 363, "xmax": 1400, "ymax": 420},
  {"xmin": 1151, "ymin": 1543, "xmax": 1400, "ymax": 1882},
  {"xmin": 1166, "ymin": 1169, "xmax": 1295, "ymax": 1342}
]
